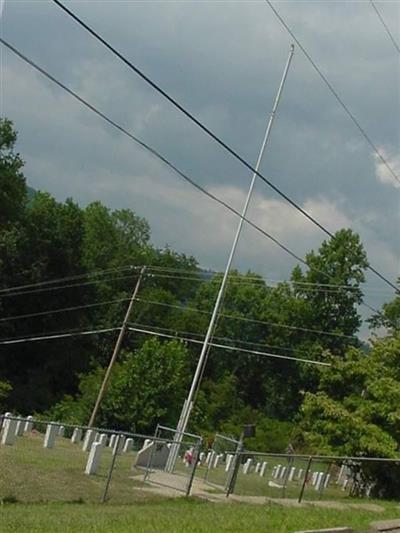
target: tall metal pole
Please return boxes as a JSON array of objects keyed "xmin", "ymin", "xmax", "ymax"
[
  {"xmin": 88, "ymin": 266, "xmax": 146, "ymax": 427},
  {"xmin": 169, "ymin": 45, "xmax": 295, "ymax": 467}
]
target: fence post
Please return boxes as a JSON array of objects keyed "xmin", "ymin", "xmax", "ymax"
[
  {"xmin": 298, "ymin": 455, "xmax": 313, "ymax": 504},
  {"xmin": 186, "ymin": 439, "xmax": 202, "ymax": 497},
  {"xmin": 226, "ymin": 435, "xmax": 244, "ymax": 498},
  {"xmin": 101, "ymin": 433, "xmax": 120, "ymax": 503}
]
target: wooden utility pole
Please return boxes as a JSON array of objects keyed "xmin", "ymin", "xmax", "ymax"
[{"xmin": 88, "ymin": 266, "xmax": 146, "ymax": 427}]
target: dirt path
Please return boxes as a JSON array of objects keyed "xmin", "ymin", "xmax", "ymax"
[{"xmin": 131, "ymin": 471, "xmax": 386, "ymax": 513}]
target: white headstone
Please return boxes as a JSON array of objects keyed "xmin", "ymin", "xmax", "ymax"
[
  {"xmin": 71, "ymin": 427, "xmax": 82, "ymax": 444},
  {"xmin": 24, "ymin": 416, "xmax": 34, "ymax": 433},
  {"xmin": 123, "ymin": 438, "xmax": 133, "ymax": 453},
  {"xmin": 98, "ymin": 433, "xmax": 108, "ymax": 447},
  {"xmin": 109, "ymin": 434, "xmax": 116, "ymax": 448},
  {"xmin": 113, "ymin": 435, "xmax": 126, "ymax": 455},
  {"xmin": 342, "ymin": 478, "xmax": 349, "ymax": 491},
  {"xmin": 297, "ymin": 468, "xmax": 303, "ymax": 480},
  {"xmin": 324, "ymin": 473, "xmax": 331, "ymax": 488},
  {"xmin": 274, "ymin": 465, "xmax": 282, "ymax": 479},
  {"xmin": 280, "ymin": 466, "xmax": 287, "ymax": 479},
  {"xmin": 213, "ymin": 454, "xmax": 220, "ymax": 468},
  {"xmin": 1, "ymin": 417, "xmax": 17, "ymax": 445},
  {"xmin": 315, "ymin": 472, "xmax": 324, "ymax": 491},
  {"xmin": 225, "ymin": 454, "xmax": 234, "ymax": 472},
  {"xmin": 199, "ymin": 452, "xmax": 206, "ymax": 463},
  {"xmin": 58, "ymin": 425, "xmax": 65, "ymax": 438},
  {"xmin": 255, "ymin": 462, "xmax": 261, "ymax": 474},
  {"xmin": 1, "ymin": 412, "xmax": 12, "ymax": 430},
  {"xmin": 288, "ymin": 466, "xmax": 296, "ymax": 481},
  {"xmin": 260, "ymin": 461, "xmax": 268, "ymax": 477},
  {"xmin": 336, "ymin": 464, "xmax": 346, "ymax": 484},
  {"xmin": 43, "ymin": 423, "xmax": 58, "ymax": 449},
  {"xmin": 15, "ymin": 419, "xmax": 25, "ymax": 436},
  {"xmin": 243, "ymin": 458, "xmax": 252, "ymax": 475},
  {"xmin": 206, "ymin": 451, "xmax": 212, "ymax": 465},
  {"xmin": 311, "ymin": 471, "xmax": 318, "ymax": 485},
  {"xmin": 85, "ymin": 442, "xmax": 103, "ymax": 475},
  {"xmin": 82, "ymin": 429, "xmax": 96, "ymax": 452}
]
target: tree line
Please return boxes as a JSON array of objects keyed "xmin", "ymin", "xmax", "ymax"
[{"xmin": 1, "ymin": 118, "xmax": 399, "ymax": 495}]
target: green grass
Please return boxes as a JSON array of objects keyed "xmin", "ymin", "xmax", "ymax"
[
  {"xmin": 1, "ymin": 499, "xmax": 400, "ymax": 532},
  {"xmin": 1, "ymin": 432, "xmax": 400, "ymax": 532}
]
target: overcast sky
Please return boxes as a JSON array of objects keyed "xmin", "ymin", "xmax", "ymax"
[{"xmin": 1, "ymin": 0, "xmax": 399, "ymax": 333}]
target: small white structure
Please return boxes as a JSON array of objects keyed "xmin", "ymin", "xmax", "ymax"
[
  {"xmin": 225, "ymin": 454, "xmax": 234, "ymax": 472},
  {"xmin": 109, "ymin": 434, "xmax": 117, "ymax": 448},
  {"xmin": 123, "ymin": 438, "xmax": 133, "ymax": 453},
  {"xmin": 44, "ymin": 423, "xmax": 58, "ymax": 449},
  {"xmin": 58, "ymin": 426, "xmax": 65, "ymax": 438},
  {"xmin": 85, "ymin": 442, "xmax": 103, "ymax": 475},
  {"xmin": 324, "ymin": 473, "xmax": 331, "ymax": 489},
  {"xmin": 113, "ymin": 435, "xmax": 126, "ymax": 455},
  {"xmin": 260, "ymin": 462, "xmax": 268, "ymax": 477},
  {"xmin": 315, "ymin": 472, "xmax": 324, "ymax": 491},
  {"xmin": 255, "ymin": 462, "xmax": 261, "ymax": 474},
  {"xmin": 280, "ymin": 466, "xmax": 287, "ymax": 479},
  {"xmin": 1, "ymin": 412, "xmax": 12, "ymax": 430},
  {"xmin": 243, "ymin": 458, "xmax": 252, "ymax": 475},
  {"xmin": 288, "ymin": 466, "xmax": 296, "ymax": 482},
  {"xmin": 24, "ymin": 416, "xmax": 34, "ymax": 433},
  {"xmin": 71, "ymin": 427, "xmax": 82, "ymax": 444},
  {"xmin": 82, "ymin": 429, "xmax": 96, "ymax": 452},
  {"xmin": 1, "ymin": 417, "xmax": 17, "ymax": 446},
  {"xmin": 297, "ymin": 468, "xmax": 304, "ymax": 480},
  {"xmin": 98, "ymin": 433, "xmax": 108, "ymax": 447},
  {"xmin": 15, "ymin": 419, "xmax": 25, "ymax": 437}
]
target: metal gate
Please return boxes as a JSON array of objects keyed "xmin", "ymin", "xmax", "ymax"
[{"xmin": 203, "ymin": 433, "xmax": 241, "ymax": 492}]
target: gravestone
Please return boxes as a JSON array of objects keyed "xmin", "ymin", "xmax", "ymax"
[
  {"xmin": 280, "ymin": 466, "xmax": 287, "ymax": 479},
  {"xmin": 58, "ymin": 426, "xmax": 65, "ymax": 438},
  {"xmin": 274, "ymin": 465, "xmax": 282, "ymax": 479},
  {"xmin": 324, "ymin": 474, "xmax": 331, "ymax": 488},
  {"xmin": 225, "ymin": 454, "xmax": 234, "ymax": 472},
  {"xmin": 82, "ymin": 429, "xmax": 96, "ymax": 452},
  {"xmin": 288, "ymin": 466, "xmax": 296, "ymax": 481},
  {"xmin": 213, "ymin": 454, "xmax": 220, "ymax": 468},
  {"xmin": 255, "ymin": 462, "xmax": 261, "ymax": 474},
  {"xmin": 243, "ymin": 458, "xmax": 252, "ymax": 475},
  {"xmin": 71, "ymin": 427, "xmax": 82, "ymax": 444},
  {"xmin": 297, "ymin": 468, "xmax": 304, "ymax": 480},
  {"xmin": 135, "ymin": 440, "xmax": 169, "ymax": 469},
  {"xmin": 24, "ymin": 416, "xmax": 34, "ymax": 433},
  {"xmin": 1, "ymin": 412, "xmax": 12, "ymax": 430},
  {"xmin": 43, "ymin": 423, "xmax": 58, "ymax": 449},
  {"xmin": 85, "ymin": 442, "xmax": 103, "ymax": 475},
  {"xmin": 15, "ymin": 419, "xmax": 25, "ymax": 436},
  {"xmin": 109, "ymin": 434, "xmax": 117, "ymax": 448},
  {"xmin": 315, "ymin": 472, "xmax": 324, "ymax": 491},
  {"xmin": 113, "ymin": 435, "xmax": 126, "ymax": 455},
  {"xmin": 98, "ymin": 433, "xmax": 108, "ymax": 447},
  {"xmin": 1, "ymin": 417, "xmax": 17, "ymax": 445},
  {"xmin": 123, "ymin": 438, "xmax": 133, "ymax": 453},
  {"xmin": 260, "ymin": 461, "xmax": 268, "ymax": 477}
]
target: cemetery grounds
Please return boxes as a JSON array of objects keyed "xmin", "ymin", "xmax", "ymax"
[{"xmin": 1, "ymin": 423, "xmax": 400, "ymax": 532}]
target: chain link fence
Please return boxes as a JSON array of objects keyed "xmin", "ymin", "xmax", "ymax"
[
  {"xmin": 0, "ymin": 414, "xmax": 201, "ymax": 503},
  {"xmin": 219, "ymin": 451, "xmax": 400, "ymax": 502},
  {"xmin": 203, "ymin": 433, "xmax": 240, "ymax": 492}
]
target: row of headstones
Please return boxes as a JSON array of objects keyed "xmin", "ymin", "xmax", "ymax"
[{"xmin": 1, "ymin": 413, "xmax": 34, "ymax": 445}]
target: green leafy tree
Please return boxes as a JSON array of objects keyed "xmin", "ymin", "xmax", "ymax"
[
  {"xmin": 291, "ymin": 229, "xmax": 368, "ymax": 354},
  {"xmin": 298, "ymin": 334, "xmax": 400, "ymax": 497},
  {"xmin": 0, "ymin": 118, "xmax": 26, "ymax": 225},
  {"xmin": 49, "ymin": 338, "xmax": 189, "ymax": 433}
]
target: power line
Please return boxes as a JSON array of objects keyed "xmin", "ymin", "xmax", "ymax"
[
  {"xmin": 370, "ymin": 0, "xmax": 400, "ymax": 54},
  {"xmin": 50, "ymin": 0, "xmax": 400, "ymax": 292},
  {"xmin": 0, "ymin": 264, "xmax": 142, "ymax": 295},
  {"xmin": 126, "ymin": 325, "xmax": 331, "ymax": 367},
  {"xmin": 0, "ymin": 38, "xmax": 316, "ymax": 274},
  {"xmin": 265, "ymin": 0, "xmax": 400, "ymax": 186},
  {"xmin": 0, "ymin": 297, "xmax": 131, "ymax": 323},
  {"xmin": 0, "ymin": 326, "xmax": 120, "ymax": 345},
  {"xmin": 133, "ymin": 297, "xmax": 356, "ymax": 340},
  {"xmin": 127, "ymin": 320, "xmax": 321, "ymax": 356}
]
